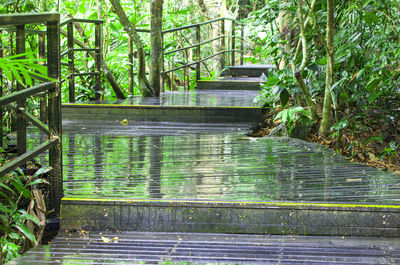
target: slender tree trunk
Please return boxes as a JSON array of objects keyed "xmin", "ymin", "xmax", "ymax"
[
  {"xmin": 150, "ymin": 0, "xmax": 163, "ymax": 97},
  {"xmin": 319, "ymin": 0, "xmax": 335, "ymax": 136},
  {"xmin": 277, "ymin": 0, "xmax": 291, "ymax": 70},
  {"xmin": 109, "ymin": 0, "xmax": 154, "ymax": 97},
  {"xmin": 293, "ymin": 0, "xmax": 319, "ymax": 123}
]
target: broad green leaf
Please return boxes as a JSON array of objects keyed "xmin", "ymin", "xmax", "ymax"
[
  {"xmin": 0, "ymin": 63, "xmax": 14, "ymax": 82},
  {"xmin": 13, "ymin": 223, "xmax": 36, "ymax": 244},
  {"xmin": 32, "ymin": 166, "xmax": 51, "ymax": 178},
  {"xmin": 316, "ymin": 57, "xmax": 327, "ymax": 65},
  {"xmin": 279, "ymin": 88, "xmax": 289, "ymax": 107},
  {"xmin": 10, "ymin": 180, "xmax": 31, "ymax": 199},
  {"xmin": 0, "ymin": 182, "xmax": 16, "ymax": 195},
  {"xmin": 364, "ymin": 11, "xmax": 379, "ymax": 25},
  {"xmin": 281, "ymin": 110, "xmax": 288, "ymax": 124},
  {"xmin": 264, "ymin": 75, "xmax": 280, "ymax": 87},
  {"xmin": 10, "ymin": 67, "xmax": 24, "ymax": 85},
  {"xmin": 17, "ymin": 65, "xmax": 33, "ymax": 86},
  {"xmin": 27, "ymin": 178, "xmax": 46, "ymax": 187},
  {"xmin": 369, "ymin": 91, "xmax": 382, "ymax": 103},
  {"xmin": 0, "ymin": 202, "xmax": 11, "ymax": 214},
  {"xmin": 365, "ymin": 77, "xmax": 381, "ymax": 92},
  {"xmin": 8, "ymin": 232, "xmax": 21, "ymax": 240},
  {"xmin": 18, "ymin": 210, "xmax": 40, "ymax": 226},
  {"xmin": 288, "ymin": 109, "xmax": 295, "ymax": 123}
]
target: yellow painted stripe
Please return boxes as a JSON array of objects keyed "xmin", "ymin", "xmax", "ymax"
[
  {"xmin": 62, "ymin": 103, "xmax": 260, "ymax": 109},
  {"xmin": 61, "ymin": 198, "xmax": 400, "ymax": 209}
]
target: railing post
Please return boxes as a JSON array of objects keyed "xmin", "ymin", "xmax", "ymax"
[
  {"xmin": 94, "ymin": 22, "xmax": 102, "ymax": 101},
  {"xmin": 231, "ymin": 21, "xmax": 236, "ymax": 66},
  {"xmin": 240, "ymin": 24, "xmax": 244, "ymax": 65},
  {"xmin": 128, "ymin": 37, "xmax": 134, "ymax": 95},
  {"xmin": 196, "ymin": 25, "xmax": 201, "ymax": 81},
  {"xmin": 67, "ymin": 22, "xmax": 75, "ymax": 103},
  {"xmin": 220, "ymin": 19, "xmax": 225, "ymax": 70},
  {"xmin": 16, "ymin": 25, "xmax": 26, "ymax": 156},
  {"xmin": 38, "ymin": 33, "xmax": 47, "ymax": 123},
  {"xmin": 47, "ymin": 18, "xmax": 62, "ymax": 218}
]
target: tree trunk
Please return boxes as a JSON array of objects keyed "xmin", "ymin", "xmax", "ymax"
[
  {"xmin": 109, "ymin": 0, "xmax": 154, "ymax": 97},
  {"xmin": 277, "ymin": 2, "xmax": 291, "ymax": 70},
  {"xmin": 319, "ymin": 0, "xmax": 335, "ymax": 136},
  {"xmin": 293, "ymin": 0, "xmax": 319, "ymax": 123},
  {"xmin": 150, "ymin": 0, "xmax": 163, "ymax": 97}
]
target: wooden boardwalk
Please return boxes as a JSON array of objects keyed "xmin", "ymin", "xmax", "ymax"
[{"xmin": 15, "ymin": 66, "xmax": 400, "ymax": 263}]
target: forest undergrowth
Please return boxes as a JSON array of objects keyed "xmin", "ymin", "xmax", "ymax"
[{"xmin": 253, "ymin": 92, "xmax": 400, "ymax": 175}]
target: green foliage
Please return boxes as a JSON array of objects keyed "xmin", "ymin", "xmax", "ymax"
[
  {"xmin": 0, "ymin": 53, "xmax": 51, "ymax": 87},
  {"xmin": 329, "ymin": 118, "xmax": 349, "ymax": 138},
  {"xmin": 0, "ymin": 167, "xmax": 47, "ymax": 264},
  {"xmin": 381, "ymin": 141, "xmax": 399, "ymax": 160},
  {"xmin": 274, "ymin": 106, "xmax": 312, "ymax": 135}
]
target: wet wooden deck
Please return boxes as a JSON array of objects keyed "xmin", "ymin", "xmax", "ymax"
[
  {"xmin": 26, "ymin": 120, "xmax": 400, "ymax": 237},
  {"xmin": 9, "ymin": 231, "xmax": 400, "ymax": 264}
]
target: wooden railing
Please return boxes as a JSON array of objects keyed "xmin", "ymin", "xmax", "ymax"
[
  {"xmin": 161, "ymin": 17, "xmax": 244, "ymax": 90},
  {"xmin": 0, "ymin": 13, "xmax": 62, "ymax": 217},
  {"xmin": 60, "ymin": 18, "xmax": 103, "ymax": 103}
]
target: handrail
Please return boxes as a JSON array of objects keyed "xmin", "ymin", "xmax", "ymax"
[
  {"xmin": 60, "ymin": 18, "xmax": 103, "ymax": 102},
  {"xmin": 160, "ymin": 17, "xmax": 246, "ymax": 89},
  {"xmin": 0, "ymin": 13, "xmax": 62, "ymax": 218},
  {"xmin": 0, "ymin": 12, "xmax": 59, "ymax": 25},
  {"xmin": 0, "ymin": 82, "xmax": 55, "ymax": 105}
]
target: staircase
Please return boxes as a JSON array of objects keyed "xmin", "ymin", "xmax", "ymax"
[
  {"xmin": 10, "ymin": 65, "xmax": 400, "ymax": 264},
  {"xmin": 197, "ymin": 64, "xmax": 275, "ymax": 90}
]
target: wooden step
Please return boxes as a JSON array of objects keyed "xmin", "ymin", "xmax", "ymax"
[
  {"xmin": 62, "ymin": 104, "xmax": 264, "ymax": 123},
  {"xmin": 61, "ymin": 198, "xmax": 400, "ymax": 237},
  {"xmin": 9, "ymin": 232, "xmax": 400, "ymax": 264},
  {"xmin": 196, "ymin": 77, "xmax": 263, "ymax": 90},
  {"xmin": 221, "ymin": 64, "xmax": 276, "ymax": 77}
]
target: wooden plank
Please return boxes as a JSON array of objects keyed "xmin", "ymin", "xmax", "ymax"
[{"xmin": 0, "ymin": 13, "xmax": 59, "ymax": 26}]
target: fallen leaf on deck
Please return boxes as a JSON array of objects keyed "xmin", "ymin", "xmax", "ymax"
[
  {"xmin": 101, "ymin": 236, "xmax": 112, "ymax": 243},
  {"xmin": 120, "ymin": 119, "xmax": 128, "ymax": 125}
]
